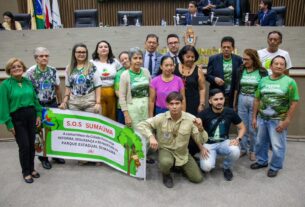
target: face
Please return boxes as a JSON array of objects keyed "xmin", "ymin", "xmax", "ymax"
[
  {"xmin": 74, "ymin": 46, "xmax": 87, "ymax": 62},
  {"xmin": 3, "ymin": 15, "xmax": 11, "ymax": 23},
  {"xmin": 242, "ymin": 54, "xmax": 253, "ymax": 68},
  {"xmin": 10, "ymin": 61, "xmax": 24, "ymax": 78},
  {"xmin": 167, "ymin": 37, "xmax": 180, "ymax": 54},
  {"xmin": 188, "ymin": 3, "xmax": 197, "ymax": 14},
  {"xmin": 267, "ymin": 33, "xmax": 282, "ymax": 50},
  {"xmin": 145, "ymin": 37, "xmax": 158, "ymax": 53},
  {"xmin": 259, "ymin": 1, "xmax": 267, "ymax": 10},
  {"xmin": 221, "ymin": 41, "xmax": 234, "ymax": 58},
  {"xmin": 209, "ymin": 93, "xmax": 225, "ymax": 111},
  {"xmin": 130, "ymin": 53, "xmax": 143, "ymax": 70},
  {"xmin": 119, "ymin": 53, "xmax": 130, "ymax": 69},
  {"xmin": 160, "ymin": 58, "xmax": 174, "ymax": 76},
  {"xmin": 97, "ymin": 42, "xmax": 109, "ymax": 57},
  {"xmin": 183, "ymin": 50, "xmax": 196, "ymax": 67},
  {"xmin": 35, "ymin": 52, "xmax": 49, "ymax": 67},
  {"xmin": 167, "ymin": 99, "xmax": 182, "ymax": 116},
  {"xmin": 270, "ymin": 57, "xmax": 286, "ymax": 76}
]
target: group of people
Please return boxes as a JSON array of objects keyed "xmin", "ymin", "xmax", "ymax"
[{"xmin": 0, "ymin": 30, "xmax": 299, "ymax": 188}]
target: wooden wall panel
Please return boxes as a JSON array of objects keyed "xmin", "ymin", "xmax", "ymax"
[{"xmin": 18, "ymin": 0, "xmax": 305, "ymax": 27}]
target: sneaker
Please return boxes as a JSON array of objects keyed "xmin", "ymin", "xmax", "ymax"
[
  {"xmin": 250, "ymin": 162, "xmax": 268, "ymax": 169},
  {"xmin": 223, "ymin": 168, "xmax": 233, "ymax": 181},
  {"xmin": 162, "ymin": 174, "xmax": 174, "ymax": 188},
  {"xmin": 267, "ymin": 169, "xmax": 278, "ymax": 177}
]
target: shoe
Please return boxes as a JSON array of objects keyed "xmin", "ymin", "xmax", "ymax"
[
  {"xmin": 240, "ymin": 151, "xmax": 247, "ymax": 158},
  {"xmin": 267, "ymin": 169, "xmax": 278, "ymax": 177},
  {"xmin": 250, "ymin": 162, "xmax": 268, "ymax": 169},
  {"xmin": 23, "ymin": 175, "xmax": 34, "ymax": 184},
  {"xmin": 52, "ymin": 158, "xmax": 65, "ymax": 164},
  {"xmin": 41, "ymin": 160, "xmax": 52, "ymax": 169},
  {"xmin": 78, "ymin": 161, "xmax": 88, "ymax": 166},
  {"xmin": 31, "ymin": 171, "xmax": 40, "ymax": 178},
  {"xmin": 223, "ymin": 168, "xmax": 233, "ymax": 181},
  {"xmin": 162, "ymin": 174, "xmax": 174, "ymax": 188},
  {"xmin": 249, "ymin": 152, "xmax": 256, "ymax": 161}
]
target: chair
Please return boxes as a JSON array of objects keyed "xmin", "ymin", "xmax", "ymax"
[
  {"xmin": 213, "ymin": 8, "xmax": 234, "ymax": 26},
  {"xmin": 74, "ymin": 9, "xmax": 98, "ymax": 28},
  {"xmin": 175, "ymin": 8, "xmax": 188, "ymax": 25},
  {"xmin": 14, "ymin": 13, "xmax": 31, "ymax": 30},
  {"xmin": 117, "ymin": 11, "xmax": 143, "ymax": 26},
  {"xmin": 273, "ymin": 6, "xmax": 286, "ymax": 26}
]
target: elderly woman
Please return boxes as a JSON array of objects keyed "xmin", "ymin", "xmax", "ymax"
[
  {"xmin": 119, "ymin": 47, "xmax": 151, "ymax": 129},
  {"xmin": 26, "ymin": 47, "xmax": 65, "ymax": 169},
  {"xmin": 233, "ymin": 49, "xmax": 268, "ymax": 161},
  {"xmin": 0, "ymin": 58, "xmax": 41, "ymax": 183},
  {"xmin": 91, "ymin": 40, "xmax": 122, "ymax": 121},
  {"xmin": 2, "ymin": 11, "xmax": 22, "ymax": 30}
]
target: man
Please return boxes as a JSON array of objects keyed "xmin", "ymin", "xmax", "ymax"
[
  {"xmin": 258, "ymin": 31, "xmax": 292, "ymax": 73},
  {"xmin": 257, "ymin": 0, "xmax": 277, "ymax": 26},
  {"xmin": 25, "ymin": 47, "xmax": 65, "ymax": 169},
  {"xmin": 198, "ymin": 0, "xmax": 234, "ymax": 16},
  {"xmin": 143, "ymin": 34, "xmax": 162, "ymax": 78},
  {"xmin": 165, "ymin": 34, "xmax": 180, "ymax": 65},
  {"xmin": 198, "ymin": 89, "xmax": 246, "ymax": 181},
  {"xmin": 251, "ymin": 55, "xmax": 299, "ymax": 177},
  {"xmin": 206, "ymin": 36, "xmax": 243, "ymax": 107},
  {"xmin": 183, "ymin": 1, "xmax": 204, "ymax": 25},
  {"xmin": 137, "ymin": 92, "xmax": 208, "ymax": 188}
]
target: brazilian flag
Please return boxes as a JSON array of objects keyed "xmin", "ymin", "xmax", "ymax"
[{"xmin": 34, "ymin": 0, "xmax": 45, "ymax": 29}]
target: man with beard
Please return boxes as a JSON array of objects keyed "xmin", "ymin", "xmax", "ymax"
[{"xmin": 198, "ymin": 88, "xmax": 245, "ymax": 181}]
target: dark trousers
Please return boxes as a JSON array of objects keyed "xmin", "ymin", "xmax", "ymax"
[{"xmin": 11, "ymin": 106, "xmax": 37, "ymax": 176}]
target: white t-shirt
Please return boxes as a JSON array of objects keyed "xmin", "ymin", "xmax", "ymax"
[
  {"xmin": 258, "ymin": 48, "xmax": 292, "ymax": 74},
  {"xmin": 91, "ymin": 59, "xmax": 122, "ymax": 87}
]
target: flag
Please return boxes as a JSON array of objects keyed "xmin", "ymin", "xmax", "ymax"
[
  {"xmin": 43, "ymin": 0, "xmax": 52, "ymax": 29},
  {"xmin": 27, "ymin": 0, "xmax": 37, "ymax": 30},
  {"xmin": 34, "ymin": 0, "xmax": 45, "ymax": 29},
  {"xmin": 52, "ymin": 0, "xmax": 62, "ymax": 28}
]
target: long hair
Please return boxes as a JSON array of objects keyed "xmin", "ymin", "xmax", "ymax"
[
  {"xmin": 178, "ymin": 45, "xmax": 199, "ymax": 64},
  {"xmin": 67, "ymin": 43, "xmax": 91, "ymax": 76},
  {"xmin": 3, "ymin": 11, "xmax": 16, "ymax": 30},
  {"xmin": 92, "ymin": 40, "xmax": 115, "ymax": 64},
  {"xmin": 243, "ymin": 49, "xmax": 262, "ymax": 70},
  {"xmin": 156, "ymin": 55, "xmax": 174, "ymax": 76}
]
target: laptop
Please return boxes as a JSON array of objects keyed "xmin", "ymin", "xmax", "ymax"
[{"xmin": 191, "ymin": 16, "xmax": 210, "ymax": 25}]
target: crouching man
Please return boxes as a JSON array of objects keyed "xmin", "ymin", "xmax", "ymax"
[
  {"xmin": 198, "ymin": 89, "xmax": 246, "ymax": 181},
  {"xmin": 137, "ymin": 92, "xmax": 208, "ymax": 188}
]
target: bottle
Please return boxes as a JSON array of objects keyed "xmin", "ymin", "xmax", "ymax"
[
  {"xmin": 123, "ymin": 14, "xmax": 128, "ymax": 26},
  {"xmin": 210, "ymin": 12, "xmax": 214, "ymax": 24},
  {"xmin": 245, "ymin": 12, "xmax": 249, "ymax": 26},
  {"xmin": 135, "ymin": 18, "xmax": 141, "ymax": 27},
  {"xmin": 176, "ymin": 14, "xmax": 180, "ymax": 25},
  {"xmin": 161, "ymin": 18, "xmax": 167, "ymax": 27}
]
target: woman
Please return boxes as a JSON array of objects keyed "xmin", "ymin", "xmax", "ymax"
[
  {"xmin": 0, "ymin": 58, "xmax": 41, "ymax": 183},
  {"xmin": 2, "ymin": 11, "xmax": 22, "ymax": 30},
  {"xmin": 119, "ymin": 47, "xmax": 151, "ymax": 129},
  {"xmin": 149, "ymin": 56, "xmax": 186, "ymax": 117},
  {"xmin": 174, "ymin": 45, "xmax": 206, "ymax": 116},
  {"xmin": 91, "ymin": 40, "xmax": 122, "ymax": 121},
  {"xmin": 234, "ymin": 49, "xmax": 268, "ymax": 161},
  {"xmin": 114, "ymin": 51, "xmax": 131, "ymax": 124}
]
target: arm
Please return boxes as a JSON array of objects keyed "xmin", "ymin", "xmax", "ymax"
[
  {"xmin": 276, "ymin": 101, "xmax": 298, "ymax": 133},
  {"xmin": 59, "ymin": 87, "xmax": 71, "ymax": 109},
  {"xmin": 230, "ymin": 121, "xmax": 246, "ymax": 146},
  {"xmin": 119, "ymin": 72, "xmax": 132, "ymax": 126},
  {"xmin": 252, "ymin": 98, "xmax": 260, "ymax": 129},
  {"xmin": 192, "ymin": 118, "xmax": 209, "ymax": 158},
  {"xmin": 0, "ymin": 83, "xmax": 14, "ymax": 131},
  {"xmin": 233, "ymin": 90, "xmax": 238, "ymax": 112},
  {"xmin": 180, "ymin": 87, "xmax": 186, "ymax": 112},
  {"xmin": 94, "ymin": 87, "xmax": 102, "ymax": 114},
  {"xmin": 55, "ymin": 85, "xmax": 63, "ymax": 105},
  {"xmin": 137, "ymin": 117, "xmax": 159, "ymax": 150},
  {"xmin": 149, "ymin": 87, "xmax": 156, "ymax": 118},
  {"xmin": 198, "ymin": 68, "xmax": 206, "ymax": 112}
]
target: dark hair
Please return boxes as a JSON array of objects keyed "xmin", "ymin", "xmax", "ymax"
[
  {"xmin": 166, "ymin": 92, "xmax": 183, "ymax": 103},
  {"xmin": 178, "ymin": 45, "xmax": 199, "ymax": 64},
  {"xmin": 270, "ymin": 55, "xmax": 287, "ymax": 68},
  {"xmin": 156, "ymin": 55, "xmax": 174, "ymax": 76},
  {"xmin": 167, "ymin": 34, "xmax": 179, "ymax": 43},
  {"xmin": 118, "ymin": 51, "xmax": 129, "ymax": 60},
  {"xmin": 221, "ymin": 36, "xmax": 235, "ymax": 48},
  {"xmin": 189, "ymin": 1, "xmax": 198, "ymax": 8},
  {"xmin": 267, "ymin": 30, "xmax": 283, "ymax": 42},
  {"xmin": 209, "ymin": 88, "xmax": 224, "ymax": 98},
  {"xmin": 146, "ymin": 34, "xmax": 159, "ymax": 43},
  {"xmin": 261, "ymin": 0, "xmax": 272, "ymax": 10},
  {"xmin": 243, "ymin": 49, "xmax": 262, "ymax": 69},
  {"xmin": 92, "ymin": 40, "xmax": 115, "ymax": 64},
  {"xmin": 3, "ymin": 11, "xmax": 16, "ymax": 30}
]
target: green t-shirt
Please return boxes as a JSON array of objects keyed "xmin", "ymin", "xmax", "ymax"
[
  {"xmin": 255, "ymin": 75, "xmax": 299, "ymax": 120},
  {"xmin": 240, "ymin": 69, "xmax": 262, "ymax": 95},
  {"xmin": 129, "ymin": 69, "xmax": 149, "ymax": 98},
  {"xmin": 223, "ymin": 58, "xmax": 232, "ymax": 94}
]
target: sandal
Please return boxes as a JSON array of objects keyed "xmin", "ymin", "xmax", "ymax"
[
  {"xmin": 24, "ymin": 175, "xmax": 34, "ymax": 184},
  {"xmin": 31, "ymin": 171, "xmax": 40, "ymax": 178}
]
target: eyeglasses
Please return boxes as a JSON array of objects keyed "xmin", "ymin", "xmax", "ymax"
[
  {"xmin": 75, "ymin": 51, "xmax": 87, "ymax": 54},
  {"xmin": 38, "ymin": 55, "xmax": 49, "ymax": 58}
]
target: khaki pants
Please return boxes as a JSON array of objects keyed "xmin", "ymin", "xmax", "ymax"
[
  {"xmin": 68, "ymin": 91, "xmax": 96, "ymax": 113},
  {"xmin": 158, "ymin": 149, "xmax": 203, "ymax": 183}
]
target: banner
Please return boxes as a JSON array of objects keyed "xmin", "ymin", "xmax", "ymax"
[{"xmin": 35, "ymin": 108, "xmax": 146, "ymax": 179}]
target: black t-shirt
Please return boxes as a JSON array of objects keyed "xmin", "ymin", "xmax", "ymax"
[{"xmin": 198, "ymin": 107, "xmax": 242, "ymax": 144}]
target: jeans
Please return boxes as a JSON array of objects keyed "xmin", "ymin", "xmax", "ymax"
[
  {"xmin": 238, "ymin": 94, "xmax": 257, "ymax": 153},
  {"xmin": 255, "ymin": 118, "xmax": 287, "ymax": 171},
  {"xmin": 200, "ymin": 139, "xmax": 240, "ymax": 172}
]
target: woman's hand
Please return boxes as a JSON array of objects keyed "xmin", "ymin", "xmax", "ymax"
[
  {"xmin": 124, "ymin": 114, "xmax": 132, "ymax": 127},
  {"xmin": 36, "ymin": 117, "xmax": 41, "ymax": 128},
  {"xmin": 94, "ymin": 103, "xmax": 101, "ymax": 114},
  {"xmin": 59, "ymin": 102, "xmax": 67, "ymax": 110}
]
